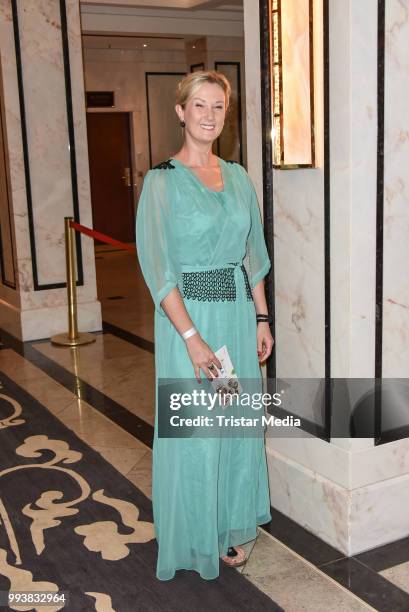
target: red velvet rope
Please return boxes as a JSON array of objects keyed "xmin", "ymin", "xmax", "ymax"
[{"xmin": 69, "ymin": 221, "xmax": 136, "ymax": 253}]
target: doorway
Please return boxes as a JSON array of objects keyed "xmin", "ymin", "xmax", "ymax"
[{"xmin": 86, "ymin": 112, "xmax": 135, "ymax": 243}]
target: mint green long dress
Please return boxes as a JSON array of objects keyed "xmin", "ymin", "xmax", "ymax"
[{"xmin": 135, "ymin": 157, "xmax": 272, "ymax": 581}]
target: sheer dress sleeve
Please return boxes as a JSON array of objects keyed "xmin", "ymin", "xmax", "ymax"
[
  {"xmin": 135, "ymin": 169, "xmax": 180, "ymax": 317},
  {"xmin": 242, "ymin": 168, "xmax": 271, "ymax": 289}
]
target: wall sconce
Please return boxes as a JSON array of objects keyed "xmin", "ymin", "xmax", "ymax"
[{"xmin": 270, "ymin": 0, "xmax": 315, "ymax": 168}]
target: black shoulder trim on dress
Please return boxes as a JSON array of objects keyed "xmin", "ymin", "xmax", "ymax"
[
  {"xmin": 225, "ymin": 159, "xmax": 239, "ymax": 164},
  {"xmin": 152, "ymin": 159, "xmax": 175, "ymax": 170}
]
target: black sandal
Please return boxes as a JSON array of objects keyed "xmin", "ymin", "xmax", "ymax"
[{"xmin": 220, "ymin": 546, "xmax": 247, "ymax": 567}]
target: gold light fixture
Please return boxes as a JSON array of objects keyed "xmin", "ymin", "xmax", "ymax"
[{"xmin": 270, "ymin": 0, "xmax": 315, "ymax": 168}]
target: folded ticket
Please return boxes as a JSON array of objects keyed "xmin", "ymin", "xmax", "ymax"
[{"xmin": 209, "ymin": 345, "xmax": 242, "ymax": 407}]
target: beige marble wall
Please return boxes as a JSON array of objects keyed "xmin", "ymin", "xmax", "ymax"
[
  {"xmin": 0, "ymin": 0, "xmax": 101, "ymax": 340},
  {"xmin": 243, "ymin": 0, "xmax": 409, "ymax": 555},
  {"xmin": 243, "ymin": 0, "xmax": 263, "ymax": 205},
  {"xmin": 331, "ymin": 0, "xmax": 378, "ymax": 379},
  {"xmin": 382, "ymin": 0, "xmax": 409, "ymax": 376},
  {"xmin": 273, "ymin": 0, "xmax": 325, "ymax": 378}
]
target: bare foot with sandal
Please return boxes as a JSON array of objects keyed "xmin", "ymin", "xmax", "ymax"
[{"xmin": 220, "ymin": 546, "xmax": 247, "ymax": 567}]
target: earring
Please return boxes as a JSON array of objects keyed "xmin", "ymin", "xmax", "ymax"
[{"xmin": 180, "ymin": 120, "xmax": 185, "ymax": 128}]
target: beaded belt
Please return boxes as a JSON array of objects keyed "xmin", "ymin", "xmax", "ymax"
[
  {"xmin": 180, "ymin": 262, "xmax": 253, "ymax": 302},
  {"xmin": 179, "ymin": 262, "xmax": 254, "ymax": 369}
]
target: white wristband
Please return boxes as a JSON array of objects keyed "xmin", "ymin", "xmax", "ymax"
[{"xmin": 182, "ymin": 326, "xmax": 198, "ymax": 341}]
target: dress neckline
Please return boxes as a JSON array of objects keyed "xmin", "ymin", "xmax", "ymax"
[{"xmin": 169, "ymin": 157, "xmax": 226, "ymax": 194}]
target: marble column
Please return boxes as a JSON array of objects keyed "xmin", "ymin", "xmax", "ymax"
[
  {"xmin": 244, "ymin": 0, "xmax": 409, "ymax": 555},
  {"xmin": 0, "ymin": 0, "xmax": 101, "ymax": 341}
]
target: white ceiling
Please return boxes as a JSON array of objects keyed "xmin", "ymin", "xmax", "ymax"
[
  {"xmin": 81, "ymin": 1, "xmax": 242, "ymax": 10},
  {"xmin": 82, "ymin": 34, "xmax": 186, "ymax": 50},
  {"xmin": 80, "ymin": 0, "xmax": 244, "ymax": 38}
]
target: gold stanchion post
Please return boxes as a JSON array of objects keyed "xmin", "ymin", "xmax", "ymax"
[{"xmin": 51, "ymin": 217, "xmax": 96, "ymax": 346}]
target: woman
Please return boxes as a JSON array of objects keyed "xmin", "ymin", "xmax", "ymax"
[{"xmin": 136, "ymin": 70, "xmax": 274, "ymax": 581}]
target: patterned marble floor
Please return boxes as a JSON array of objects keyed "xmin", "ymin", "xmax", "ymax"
[{"xmin": 1, "ymin": 248, "xmax": 409, "ymax": 610}]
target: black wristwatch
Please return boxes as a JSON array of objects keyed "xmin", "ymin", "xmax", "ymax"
[{"xmin": 256, "ymin": 313, "xmax": 273, "ymax": 324}]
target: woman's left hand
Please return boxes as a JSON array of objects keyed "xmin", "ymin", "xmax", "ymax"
[{"xmin": 257, "ymin": 322, "xmax": 274, "ymax": 363}]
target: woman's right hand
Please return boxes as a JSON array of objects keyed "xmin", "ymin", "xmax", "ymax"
[{"xmin": 185, "ymin": 334, "xmax": 222, "ymax": 383}]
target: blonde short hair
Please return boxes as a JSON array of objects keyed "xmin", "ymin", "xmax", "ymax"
[{"xmin": 176, "ymin": 70, "xmax": 231, "ymax": 110}]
